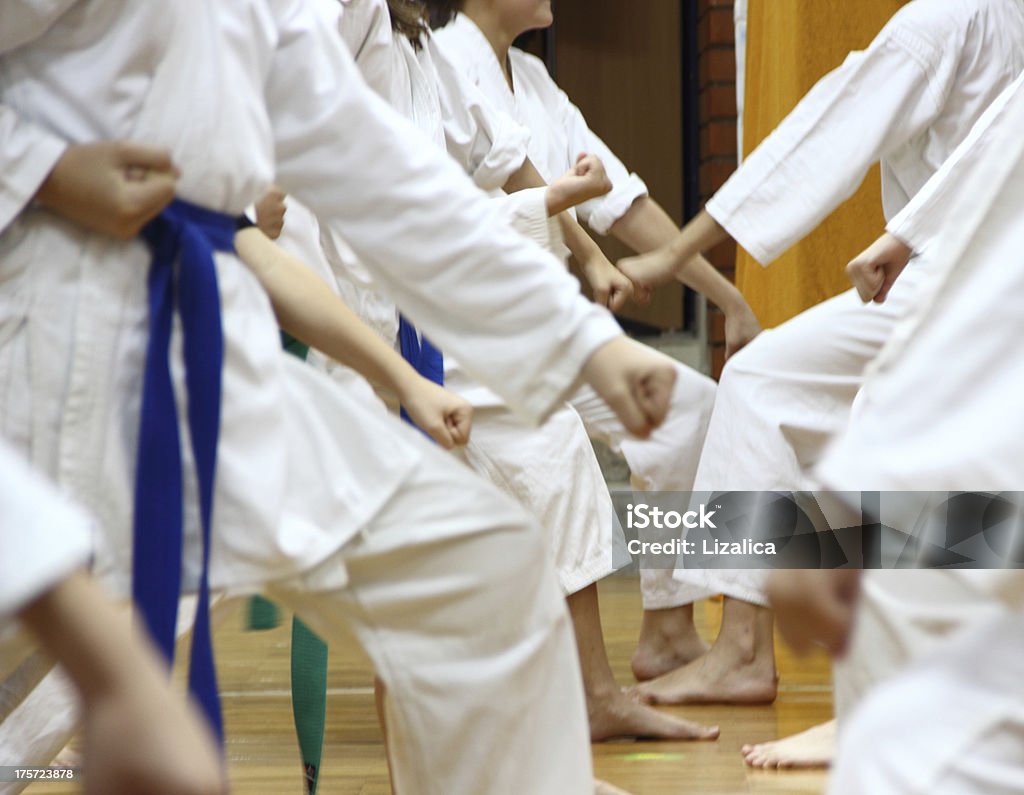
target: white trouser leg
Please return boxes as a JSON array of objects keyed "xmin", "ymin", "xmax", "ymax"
[
  {"xmin": 267, "ymin": 442, "xmax": 592, "ymax": 795},
  {"xmin": 570, "ymin": 360, "xmax": 717, "ymax": 610},
  {"xmin": 673, "ymin": 270, "xmax": 932, "ymax": 607},
  {"xmin": 455, "ymin": 404, "xmax": 615, "ymax": 595},
  {"xmin": 829, "ymin": 611, "xmax": 1024, "ymax": 795}
]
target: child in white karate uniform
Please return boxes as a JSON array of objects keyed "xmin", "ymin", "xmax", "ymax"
[
  {"xmin": 619, "ymin": 0, "xmax": 1024, "ymax": 713},
  {"xmin": 429, "ymin": 0, "xmax": 762, "ymax": 681},
  {"xmin": 0, "ymin": 2, "xmax": 680, "ymax": 792},
  {"xmin": 309, "ymin": 0, "xmax": 716, "ymax": 743},
  {"xmin": 772, "ymin": 100, "xmax": 1024, "ymax": 781}
]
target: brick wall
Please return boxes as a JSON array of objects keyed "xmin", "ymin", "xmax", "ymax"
[{"xmin": 697, "ymin": 0, "xmax": 738, "ymax": 379}]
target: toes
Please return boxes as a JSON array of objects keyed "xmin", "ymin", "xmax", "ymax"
[{"xmin": 632, "ymin": 687, "xmax": 659, "ymax": 705}]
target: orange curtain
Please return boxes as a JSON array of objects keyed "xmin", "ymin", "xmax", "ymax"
[{"xmin": 736, "ymin": 0, "xmax": 905, "ymax": 328}]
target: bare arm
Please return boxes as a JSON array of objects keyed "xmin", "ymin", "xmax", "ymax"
[
  {"xmin": 501, "ymin": 155, "xmax": 546, "ymax": 194},
  {"xmin": 502, "ymin": 157, "xmax": 633, "ymax": 311},
  {"xmin": 234, "ymin": 227, "xmax": 472, "ymax": 447},
  {"xmin": 618, "ymin": 208, "xmax": 730, "ymax": 288},
  {"xmin": 236, "ymin": 226, "xmax": 420, "ymax": 393},
  {"xmin": 614, "ymin": 201, "xmax": 760, "ymax": 357},
  {"xmin": 612, "ymin": 198, "xmax": 745, "ymax": 309},
  {"xmin": 20, "ymin": 573, "xmax": 225, "ymax": 795}
]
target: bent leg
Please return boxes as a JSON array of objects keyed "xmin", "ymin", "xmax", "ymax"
[
  {"xmin": 268, "ymin": 443, "xmax": 593, "ymax": 795},
  {"xmin": 571, "ymin": 360, "xmax": 717, "ymax": 675}
]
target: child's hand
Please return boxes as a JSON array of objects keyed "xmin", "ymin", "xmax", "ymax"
[
  {"xmin": 846, "ymin": 232, "xmax": 913, "ymax": 304},
  {"xmin": 581, "ymin": 252, "xmax": 633, "ymax": 312},
  {"xmin": 581, "ymin": 337, "xmax": 677, "ymax": 439},
  {"xmin": 35, "ymin": 141, "xmax": 179, "ymax": 239},
  {"xmin": 399, "ymin": 377, "xmax": 474, "ymax": 449},
  {"xmin": 254, "ymin": 186, "xmax": 287, "ymax": 240},
  {"xmin": 545, "ymin": 154, "xmax": 613, "ymax": 216}
]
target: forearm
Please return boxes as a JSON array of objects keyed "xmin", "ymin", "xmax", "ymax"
[
  {"xmin": 235, "ymin": 228, "xmax": 420, "ymax": 396},
  {"xmin": 659, "ymin": 209, "xmax": 731, "ymax": 278},
  {"xmin": 610, "ymin": 199, "xmax": 744, "ymax": 310},
  {"xmin": 608, "ymin": 196, "xmax": 678, "ymax": 252},
  {"xmin": 559, "ymin": 212, "xmax": 605, "ymax": 272},
  {"xmin": 502, "ymin": 156, "xmax": 547, "ymax": 194},
  {"xmin": 19, "ymin": 572, "xmax": 159, "ymax": 704}
]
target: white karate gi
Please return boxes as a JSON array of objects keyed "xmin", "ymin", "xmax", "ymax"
[
  {"xmin": 434, "ymin": 13, "xmax": 720, "ymax": 608},
  {"xmin": 816, "ymin": 76, "xmax": 1024, "ymax": 793},
  {"xmin": 667, "ymin": 0, "xmax": 1024, "ymax": 607},
  {"xmin": 311, "ymin": 0, "xmax": 534, "ymax": 366},
  {"xmin": 0, "ymin": 1, "xmax": 636, "ymax": 791},
  {"xmin": 319, "ymin": 0, "xmax": 614, "ymax": 593}
]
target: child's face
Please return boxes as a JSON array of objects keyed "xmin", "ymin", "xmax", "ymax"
[{"xmin": 493, "ymin": 0, "xmax": 553, "ymax": 35}]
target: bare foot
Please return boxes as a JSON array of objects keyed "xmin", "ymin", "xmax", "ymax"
[
  {"xmin": 741, "ymin": 719, "xmax": 835, "ymax": 769},
  {"xmin": 588, "ymin": 687, "xmax": 719, "ymax": 742},
  {"xmin": 632, "ymin": 606, "xmax": 709, "ymax": 681},
  {"xmin": 595, "ymin": 779, "xmax": 633, "ymax": 795},
  {"xmin": 632, "ymin": 599, "xmax": 777, "ymax": 705},
  {"xmin": 632, "ymin": 651, "xmax": 777, "ymax": 705}
]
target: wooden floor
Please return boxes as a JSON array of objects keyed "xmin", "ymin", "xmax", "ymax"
[{"xmin": 30, "ymin": 576, "xmax": 832, "ymax": 794}]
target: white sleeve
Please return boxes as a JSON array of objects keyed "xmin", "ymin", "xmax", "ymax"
[
  {"xmin": 0, "ymin": 105, "xmax": 68, "ymax": 235},
  {"xmin": 888, "ymin": 71, "xmax": 1024, "ymax": 254},
  {"xmin": 531, "ymin": 56, "xmax": 648, "ymax": 235},
  {"xmin": 0, "ymin": 3, "xmax": 75, "ymax": 235},
  {"xmin": 0, "ymin": 442, "xmax": 93, "ymax": 622},
  {"xmin": 267, "ymin": 0, "xmax": 621, "ymax": 423},
  {"xmin": 496, "ymin": 188, "xmax": 554, "ymax": 250},
  {"xmin": 431, "ymin": 38, "xmax": 530, "ymax": 191},
  {"xmin": 706, "ymin": 17, "xmax": 958, "ymax": 265},
  {"xmin": 338, "ymin": 0, "xmax": 395, "ymax": 99}
]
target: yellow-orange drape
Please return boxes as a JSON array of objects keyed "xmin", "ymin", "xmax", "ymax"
[{"xmin": 736, "ymin": 0, "xmax": 905, "ymax": 328}]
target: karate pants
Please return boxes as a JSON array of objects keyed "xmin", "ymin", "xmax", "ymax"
[
  {"xmin": 456, "ymin": 404, "xmax": 615, "ymax": 595},
  {"xmin": 0, "ymin": 446, "xmax": 592, "ymax": 795},
  {"xmin": 663, "ymin": 259, "xmax": 937, "ymax": 609},
  {"xmin": 569, "ymin": 360, "xmax": 717, "ymax": 610},
  {"xmin": 829, "ymin": 610, "xmax": 1024, "ymax": 795}
]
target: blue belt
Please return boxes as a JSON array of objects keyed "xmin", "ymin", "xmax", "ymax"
[
  {"xmin": 134, "ymin": 199, "xmax": 232, "ymax": 741},
  {"xmin": 398, "ymin": 316, "xmax": 444, "ymax": 427}
]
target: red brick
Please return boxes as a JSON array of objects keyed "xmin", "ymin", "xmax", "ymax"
[
  {"xmin": 701, "ymin": 120, "xmax": 738, "ymax": 158},
  {"xmin": 699, "ymin": 47, "xmax": 736, "ymax": 88},
  {"xmin": 698, "ymin": 84, "xmax": 738, "ymax": 126},
  {"xmin": 699, "ymin": 159, "xmax": 736, "ymax": 196},
  {"xmin": 698, "ymin": 7, "xmax": 734, "ymax": 50}
]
